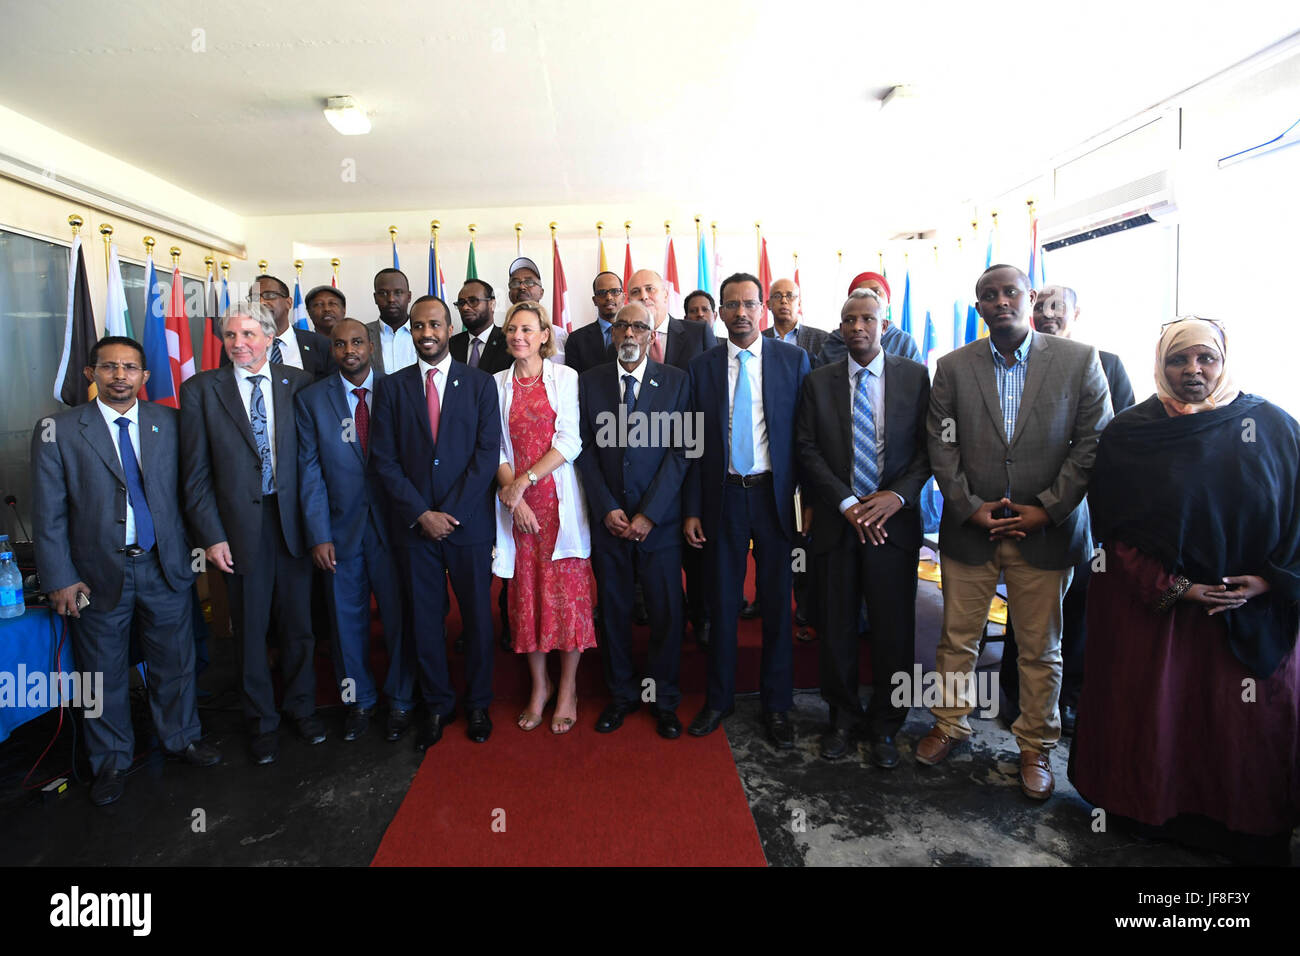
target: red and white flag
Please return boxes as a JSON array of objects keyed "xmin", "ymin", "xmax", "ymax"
[
  {"xmin": 552, "ymin": 235, "xmax": 572, "ymax": 333},
  {"xmin": 663, "ymin": 236, "xmax": 682, "ymax": 317},
  {"xmin": 622, "ymin": 237, "xmax": 633, "ymax": 292},
  {"xmin": 166, "ymin": 265, "xmax": 196, "ymax": 398},
  {"xmin": 757, "ymin": 237, "xmax": 773, "ymax": 330}
]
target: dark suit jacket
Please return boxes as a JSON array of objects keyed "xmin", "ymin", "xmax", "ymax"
[
  {"xmin": 180, "ymin": 364, "xmax": 316, "ymax": 570},
  {"xmin": 221, "ymin": 327, "xmax": 334, "ymax": 380},
  {"xmin": 296, "ymin": 371, "xmax": 391, "ymax": 559},
  {"xmin": 368, "ymin": 360, "xmax": 502, "ymax": 548},
  {"xmin": 818, "ymin": 323, "xmax": 922, "ymax": 367},
  {"xmin": 796, "ymin": 355, "xmax": 931, "ymax": 556},
  {"xmin": 449, "ymin": 326, "xmax": 512, "ymax": 375},
  {"xmin": 926, "ymin": 333, "xmax": 1112, "ymax": 570},
  {"xmin": 31, "ymin": 401, "xmax": 194, "ymax": 608},
  {"xmin": 663, "ymin": 316, "xmax": 716, "ymax": 371},
  {"xmin": 1099, "ymin": 349, "xmax": 1135, "ymax": 413},
  {"xmin": 685, "ymin": 338, "xmax": 811, "ymax": 540},
  {"xmin": 566, "ymin": 320, "xmax": 615, "ymax": 375},
  {"xmin": 576, "ymin": 360, "xmax": 691, "ymax": 552},
  {"xmin": 763, "ymin": 324, "xmax": 830, "ymax": 362}
]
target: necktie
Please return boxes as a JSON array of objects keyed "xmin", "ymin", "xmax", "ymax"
[
  {"xmin": 622, "ymin": 374, "xmax": 637, "ymax": 409},
  {"xmin": 114, "ymin": 417, "xmax": 155, "ymax": 551},
  {"xmin": 248, "ymin": 375, "xmax": 275, "ymax": 494},
  {"xmin": 271, "ymin": 338, "xmax": 283, "ymax": 365},
  {"xmin": 426, "ymin": 368, "xmax": 441, "ymax": 443},
  {"xmin": 352, "ymin": 387, "xmax": 369, "ymax": 456},
  {"xmin": 469, "ymin": 337, "xmax": 482, "ymax": 369},
  {"xmin": 852, "ymin": 368, "xmax": 880, "ymax": 497},
  {"xmin": 650, "ymin": 330, "xmax": 665, "ymax": 363},
  {"xmin": 730, "ymin": 350, "xmax": 755, "ymax": 476},
  {"xmin": 603, "ymin": 324, "xmax": 613, "ymax": 350}
]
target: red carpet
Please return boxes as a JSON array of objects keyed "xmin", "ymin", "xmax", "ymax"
[{"xmin": 370, "ymin": 693, "xmax": 766, "ymax": 867}]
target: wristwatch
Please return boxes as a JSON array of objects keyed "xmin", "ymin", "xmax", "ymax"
[{"xmin": 527, "ymin": 470, "xmax": 539, "ymax": 486}]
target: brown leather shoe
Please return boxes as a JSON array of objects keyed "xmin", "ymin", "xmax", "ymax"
[
  {"xmin": 1019, "ymin": 750, "xmax": 1054, "ymax": 800},
  {"xmin": 915, "ymin": 725, "xmax": 957, "ymax": 765}
]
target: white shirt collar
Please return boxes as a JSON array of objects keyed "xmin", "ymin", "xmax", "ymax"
[
  {"xmin": 617, "ymin": 355, "xmax": 649, "ymax": 386},
  {"xmin": 848, "ymin": 347, "xmax": 885, "ymax": 380},
  {"xmin": 96, "ymin": 397, "xmax": 139, "ymax": 427},
  {"xmin": 235, "ymin": 360, "xmax": 272, "ymax": 381},
  {"xmin": 340, "ymin": 369, "xmax": 375, "ymax": 393},
  {"xmin": 727, "ymin": 333, "xmax": 763, "ymax": 362},
  {"xmin": 417, "ymin": 351, "xmax": 453, "ymax": 380}
]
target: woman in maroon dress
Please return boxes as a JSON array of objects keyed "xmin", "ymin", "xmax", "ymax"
[
  {"xmin": 492, "ymin": 302, "xmax": 597, "ymax": 734},
  {"xmin": 1070, "ymin": 318, "xmax": 1300, "ymax": 864}
]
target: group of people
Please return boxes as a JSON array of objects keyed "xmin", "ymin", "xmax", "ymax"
[{"xmin": 30, "ymin": 253, "xmax": 1299, "ymax": 866}]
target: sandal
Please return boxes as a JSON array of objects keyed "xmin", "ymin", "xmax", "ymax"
[
  {"xmin": 550, "ymin": 715, "xmax": 575, "ymax": 735},
  {"xmin": 518, "ymin": 681, "xmax": 554, "ymax": 732}
]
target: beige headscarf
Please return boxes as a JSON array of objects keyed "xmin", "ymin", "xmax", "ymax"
[{"xmin": 1153, "ymin": 317, "xmax": 1239, "ymax": 416}]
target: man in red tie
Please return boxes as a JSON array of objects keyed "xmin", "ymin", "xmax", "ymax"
[{"xmin": 369, "ymin": 297, "xmax": 503, "ymax": 749}]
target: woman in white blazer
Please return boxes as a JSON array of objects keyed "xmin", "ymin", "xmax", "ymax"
[{"xmin": 493, "ymin": 301, "xmax": 596, "ymax": 734}]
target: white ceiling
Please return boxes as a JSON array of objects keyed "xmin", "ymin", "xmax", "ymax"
[{"xmin": 2, "ymin": 0, "xmax": 1297, "ymax": 234}]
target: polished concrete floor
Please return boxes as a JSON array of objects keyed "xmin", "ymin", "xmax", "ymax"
[{"xmin": 1, "ymin": 579, "xmax": 1293, "ymax": 866}]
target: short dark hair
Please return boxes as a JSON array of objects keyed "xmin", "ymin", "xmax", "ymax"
[
  {"xmin": 330, "ymin": 317, "xmax": 368, "ymax": 340},
  {"xmin": 88, "ymin": 336, "xmax": 147, "ymax": 369},
  {"xmin": 683, "ymin": 289, "xmax": 715, "ymax": 313},
  {"xmin": 374, "ymin": 267, "xmax": 409, "ymax": 290},
  {"xmin": 976, "ymin": 264, "xmax": 1030, "ymax": 293},
  {"xmin": 462, "ymin": 279, "xmax": 494, "ymax": 300},
  {"xmin": 254, "ymin": 273, "xmax": 290, "ymax": 297},
  {"xmin": 719, "ymin": 272, "xmax": 762, "ymax": 303},
  {"xmin": 592, "ymin": 271, "xmax": 622, "ymax": 294},
  {"xmin": 410, "ymin": 295, "xmax": 451, "ymax": 323}
]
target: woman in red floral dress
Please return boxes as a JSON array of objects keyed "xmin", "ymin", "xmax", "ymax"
[{"xmin": 492, "ymin": 301, "xmax": 597, "ymax": 734}]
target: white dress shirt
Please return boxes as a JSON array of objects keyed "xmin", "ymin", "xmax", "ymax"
[
  {"xmin": 379, "ymin": 320, "xmax": 418, "ymax": 372},
  {"xmin": 342, "ymin": 369, "xmax": 375, "ymax": 419},
  {"xmin": 464, "ymin": 327, "xmax": 493, "ymax": 369},
  {"xmin": 839, "ymin": 349, "xmax": 903, "ymax": 512},
  {"xmin": 616, "ymin": 355, "xmax": 648, "ymax": 404},
  {"xmin": 417, "ymin": 352, "xmax": 452, "ymax": 408},
  {"xmin": 96, "ymin": 397, "xmax": 141, "ymax": 546},
  {"xmin": 234, "ymin": 361, "xmax": 277, "ymax": 478},
  {"xmin": 273, "ymin": 327, "xmax": 304, "ymax": 370},
  {"xmin": 726, "ymin": 333, "xmax": 771, "ymax": 474}
]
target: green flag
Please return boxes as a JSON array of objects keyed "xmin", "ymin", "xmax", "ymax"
[{"xmin": 466, "ymin": 239, "xmax": 478, "ymax": 281}]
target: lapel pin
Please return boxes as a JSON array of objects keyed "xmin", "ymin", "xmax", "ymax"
[
  {"xmin": 649, "ymin": 378, "xmax": 659, "ymax": 387},
  {"xmin": 281, "ymin": 378, "xmax": 289, "ymax": 385},
  {"xmin": 151, "ymin": 425, "xmax": 159, "ymax": 432},
  {"xmin": 453, "ymin": 379, "xmax": 459, "ymax": 387}
]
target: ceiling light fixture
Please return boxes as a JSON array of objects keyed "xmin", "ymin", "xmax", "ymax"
[{"xmin": 323, "ymin": 96, "xmax": 371, "ymax": 135}]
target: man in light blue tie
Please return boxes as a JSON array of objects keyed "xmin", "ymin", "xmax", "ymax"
[{"xmin": 684, "ymin": 273, "xmax": 810, "ymax": 748}]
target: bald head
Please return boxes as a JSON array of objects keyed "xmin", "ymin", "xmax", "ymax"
[
  {"xmin": 627, "ymin": 269, "xmax": 669, "ymax": 328},
  {"xmin": 1033, "ymin": 284, "xmax": 1079, "ymax": 337},
  {"xmin": 768, "ymin": 277, "xmax": 799, "ymax": 332}
]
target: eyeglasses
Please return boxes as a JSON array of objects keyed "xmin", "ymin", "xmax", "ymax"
[
  {"xmin": 508, "ymin": 278, "xmax": 541, "ymax": 291},
  {"xmin": 93, "ymin": 362, "xmax": 143, "ymax": 374},
  {"xmin": 258, "ymin": 290, "xmax": 288, "ymax": 300},
  {"xmin": 453, "ymin": 297, "xmax": 489, "ymax": 308},
  {"xmin": 720, "ymin": 299, "xmax": 762, "ymax": 312},
  {"xmin": 769, "ymin": 291, "xmax": 797, "ymax": 302},
  {"xmin": 611, "ymin": 320, "xmax": 653, "ymax": 333},
  {"xmin": 594, "ymin": 288, "xmax": 624, "ymax": 298}
]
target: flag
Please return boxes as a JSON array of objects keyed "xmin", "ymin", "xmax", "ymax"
[
  {"xmin": 551, "ymin": 235, "xmax": 571, "ymax": 333},
  {"xmin": 622, "ymin": 237, "xmax": 633, "ymax": 291},
  {"xmin": 713, "ymin": 233, "xmax": 722, "ymax": 300},
  {"xmin": 899, "ymin": 270, "xmax": 914, "ymax": 342},
  {"xmin": 977, "ymin": 227, "xmax": 993, "ymax": 339},
  {"xmin": 201, "ymin": 269, "xmax": 222, "ymax": 371},
  {"xmin": 392, "ymin": 237, "xmax": 400, "ymax": 270},
  {"xmin": 162, "ymin": 265, "xmax": 195, "ymax": 406},
  {"xmin": 598, "ymin": 236, "xmax": 608, "ymax": 274},
  {"xmin": 466, "ymin": 238, "xmax": 478, "ymax": 281},
  {"xmin": 330, "ymin": 270, "xmax": 338, "ymax": 289},
  {"xmin": 663, "ymin": 236, "xmax": 682, "ymax": 317},
  {"xmin": 922, "ymin": 309, "xmax": 937, "ymax": 366},
  {"xmin": 140, "ymin": 253, "xmax": 171, "ymax": 404},
  {"xmin": 793, "ymin": 260, "xmax": 803, "ymax": 321},
  {"xmin": 1028, "ymin": 214, "xmax": 1046, "ymax": 290},
  {"xmin": 291, "ymin": 274, "xmax": 310, "ymax": 331},
  {"xmin": 697, "ymin": 229, "xmax": 710, "ymax": 299},
  {"xmin": 427, "ymin": 239, "xmax": 443, "ymax": 299},
  {"xmin": 53, "ymin": 233, "xmax": 96, "ymax": 405},
  {"xmin": 104, "ymin": 244, "xmax": 132, "ymax": 339},
  {"xmin": 757, "ymin": 237, "xmax": 772, "ymax": 329}
]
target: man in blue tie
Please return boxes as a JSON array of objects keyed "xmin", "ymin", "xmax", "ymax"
[
  {"xmin": 684, "ymin": 273, "xmax": 810, "ymax": 747},
  {"xmin": 32, "ymin": 337, "xmax": 219, "ymax": 806},
  {"xmin": 565, "ymin": 271, "xmax": 624, "ymax": 374}
]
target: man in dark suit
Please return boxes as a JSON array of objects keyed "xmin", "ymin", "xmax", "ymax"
[
  {"xmin": 577, "ymin": 302, "xmax": 692, "ymax": 739},
  {"xmin": 218, "ymin": 276, "xmax": 333, "ymax": 380},
  {"xmin": 369, "ymin": 295, "xmax": 502, "ymax": 749},
  {"xmin": 305, "ymin": 285, "xmax": 345, "ymax": 340},
  {"xmin": 366, "ymin": 268, "xmax": 416, "ymax": 375},
  {"xmin": 921, "ymin": 265, "xmax": 1112, "ymax": 801},
  {"xmin": 32, "ymin": 337, "xmax": 220, "ymax": 806},
  {"xmin": 565, "ymin": 271, "xmax": 624, "ymax": 374},
  {"xmin": 797, "ymin": 290, "xmax": 931, "ymax": 767},
  {"xmin": 181, "ymin": 302, "xmax": 323, "ymax": 765},
  {"xmin": 684, "ymin": 272, "xmax": 810, "ymax": 747},
  {"xmin": 817, "ymin": 271, "xmax": 923, "ymax": 367},
  {"xmin": 296, "ymin": 319, "xmax": 413, "ymax": 743},
  {"xmin": 449, "ymin": 279, "xmax": 511, "ymax": 374}
]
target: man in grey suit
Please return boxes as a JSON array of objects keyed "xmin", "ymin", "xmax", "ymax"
[
  {"xmin": 32, "ymin": 336, "xmax": 219, "ymax": 806},
  {"xmin": 367, "ymin": 268, "xmax": 417, "ymax": 375},
  {"xmin": 181, "ymin": 301, "xmax": 322, "ymax": 766},
  {"xmin": 919, "ymin": 265, "xmax": 1112, "ymax": 801}
]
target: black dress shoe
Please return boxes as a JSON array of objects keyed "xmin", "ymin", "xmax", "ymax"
[
  {"xmin": 687, "ymin": 705, "xmax": 734, "ymax": 737},
  {"xmin": 655, "ymin": 709, "xmax": 682, "ymax": 740},
  {"xmin": 739, "ymin": 600, "xmax": 760, "ymax": 620},
  {"xmin": 870, "ymin": 735, "xmax": 900, "ymax": 769},
  {"xmin": 169, "ymin": 740, "xmax": 222, "ymax": 767},
  {"xmin": 343, "ymin": 706, "xmax": 373, "ymax": 742},
  {"xmin": 820, "ymin": 726, "xmax": 852, "ymax": 760},
  {"xmin": 90, "ymin": 768, "xmax": 124, "ymax": 806},
  {"xmin": 594, "ymin": 701, "xmax": 639, "ymax": 733},
  {"xmin": 794, "ymin": 607, "xmax": 809, "ymax": 627},
  {"xmin": 250, "ymin": 731, "xmax": 279, "ymax": 766},
  {"xmin": 386, "ymin": 708, "xmax": 413, "ymax": 742},
  {"xmin": 693, "ymin": 619, "xmax": 711, "ymax": 649},
  {"xmin": 1061, "ymin": 704, "xmax": 1077, "ymax": 737},
  {"xmin": 765, "ymin": 711, "xmax": 795, "ymax": 750},
  {"xmin": 294, "ymin": 713, "xmax": 327, "ymax": 745},
  {"xmin": 414, "ymin": 712, "xmax": 454, "ymax": 752},
  {"xmin": 466, "ymin": 708, "xmax": 492, "ymax": 743}
]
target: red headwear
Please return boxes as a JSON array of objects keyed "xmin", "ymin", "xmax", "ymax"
[{"xmin": 847, "ymin": 271, "xmax": 891, "ymax": 302}]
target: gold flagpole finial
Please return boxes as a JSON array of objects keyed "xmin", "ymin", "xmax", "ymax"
[
  {"xmin": 170, "ymin": 246, "xmax": 182, "ymax": 267},
  {"xmin": 293, "ymin": 259, "xmax": 304, "ymax": 275},
  {"xmin": 596, "ymin": 221, "xmax": 604, "ymax": 237},
  {"xmin": 515, "ymin": 222, "xmax": 523, "ymax": 255},
  {"xmin": 143, "ymin": 235, "xmax": 156, "ymax": 255},
  {"xmin": 430, "ymin": 219, "xmax": 439, "ymax": 237},
  {"xmin": 1026, "ymin": 198, "xmax": 1036, "ymax": 214},
  {"xmin": 258, "ymin": 259, "xmax": 269, "ymax": 273},
  {"xmin": 99, "ymin": 223, "xmax": 113, "ymax": 239},
  {"xmin": 468, "ymin": 223, "xmax": 477, "ymax": 238},
  {"xmin": 549, "ymin": 222, "xmax": 557, "ymax": 239},
  {"xmin": 220, "ymin": 261, "xmax": 230, "ymax": 278},
  {"xmin": 971, "ymin": 218, "xmax": 978, "ymax": 233},
  {"xmin": 991, "ymin": 210, "xmax": 999, "ymax": 226},
  {"xmin": 837, "ymin": 249, "xmax": 843, "ymax": 263},
  {"xmin": 100, "ymin": 224, "xmax": 114, "ymax": 279},
  {"xmin": 624, "ymin": 220, "xmax": 631, "ymax": 238},
  {"xmin": 204, "ymin": 254, "xmax": 215, "ymax": 275},
  {"xmin": 877, "ymin": 250, "xmax": 884, "ymax": 272},
  {"xmin": 68, "ymin": 215, "xmax": 84, "ymax": 235},
  {"xmin": 665, "ymin": 220, "xmax": 671, "ymax": 236},
  {"xmin": 793, "ymin": 250, "xmax": 799, "ymax": 266},
  {"xmin": 330, "ymin": 257, "xmax": 340, "ymax": 274},
  {"xmin": 388, "ymin": 225, "xmax": 398, "ymax": 242}
]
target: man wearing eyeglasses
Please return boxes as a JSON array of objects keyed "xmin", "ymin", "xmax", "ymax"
[
  {"xmin": 577, "ymin": 302, "xmax": 692, "ymax": 739},
  {"xmin": 367, "ymin": 268, "xmax": 417, "ymax": 374},
  {"xmin": 762, "ymin": 278, "xmax": 828, "ymax": 360},
  {"xmin": 565, "ymin": 271, "xmax": 624, "ymax": 374},
  {"xmin": 450, "ymin": 279, "xmax": 511, "ymax": 375},
  {"xmin": 507, "ymin": 256, "xmax": 567, "ymax": 361},
  {"xmin": 33, "ymin": 336, "xmax": 221, "ymax": 806},
  {"xmin": 684, "ymin": 272, "xmax": 810, "ymax": 748},
  {"xmin": 220, "ymin": 275, "xmax": 334, "ymax": 381}
]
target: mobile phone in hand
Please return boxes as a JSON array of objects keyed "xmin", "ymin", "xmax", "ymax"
[{"xmin": 75, "ymin": 592, "xmax": 90, "ymax": 610}]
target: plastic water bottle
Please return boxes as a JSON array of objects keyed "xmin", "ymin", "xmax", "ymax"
[{"xmin": 0, "ymin": 549, "xmax": 23, "ymax": 619}]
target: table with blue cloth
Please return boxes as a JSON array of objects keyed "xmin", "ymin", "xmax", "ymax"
[{"xmin": 0, "ymin": 607, "xmax": 78, "ymax": 743}]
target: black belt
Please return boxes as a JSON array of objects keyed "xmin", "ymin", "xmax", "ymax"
[{"xmin": 726, "ymin": 472, "xmax": 771, "ymax": 487}]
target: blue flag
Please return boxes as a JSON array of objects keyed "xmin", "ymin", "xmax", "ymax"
[
  {"xmin": 900, "ymin": 270, "xmax": 913, "ymax": 341},
  {"xmin": 392, "ymin": 239, "xmax": 400, "ymax": 270},
  {"xmin": 697, "ymin": 231, "xmax": 710, "ymax": 299},
  {"xmin": 922, "ymin": 308, "xmax": 936, "ymax": 364},
  {"xmin": 140, "ymin": 255, "xmax": 173, "ymax": 404},
  {"xmin": 292, "ymin": 276, "xmax": 309, "ymax": 330}
]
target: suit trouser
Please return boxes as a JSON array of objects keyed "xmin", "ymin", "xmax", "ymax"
[
  {"xmin": 72, "ymin": 550, "xmax": 200, "ymax": 774},
  {"xmin": 593, "ymin": 539, "xmax": 684, "ymax": 712},
  {"xmin": 327, "ymin": 521, "xmax": 414, "ymax": 711},
  {"xmin": 224, "ymin": 496, "xmax": 316, "ymax": 735},
  {"xmin": 1000, "ymin": 552, "xmax": 1091, "ymax": 714},
  {"xmin": 793, "ymin": 529, "xmax": 815, "ymax": 625},
  {"xmin": 682, "ymin": 544, "xmax": 708, "ymax": 626},
  {"xmin": 706, "ymin": 481, "xmax": 794, "ymax": 713},
  {"xmin": 933, "ymin": 540, "xmax": 1071, "ymax": 753},
  {"xmin": 397, "ymin": 538, "xmax": 494, "ymax": 715},
  {"xmin": 817, "ymin": 536, "xmax": 918, "ymax": 737}
]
